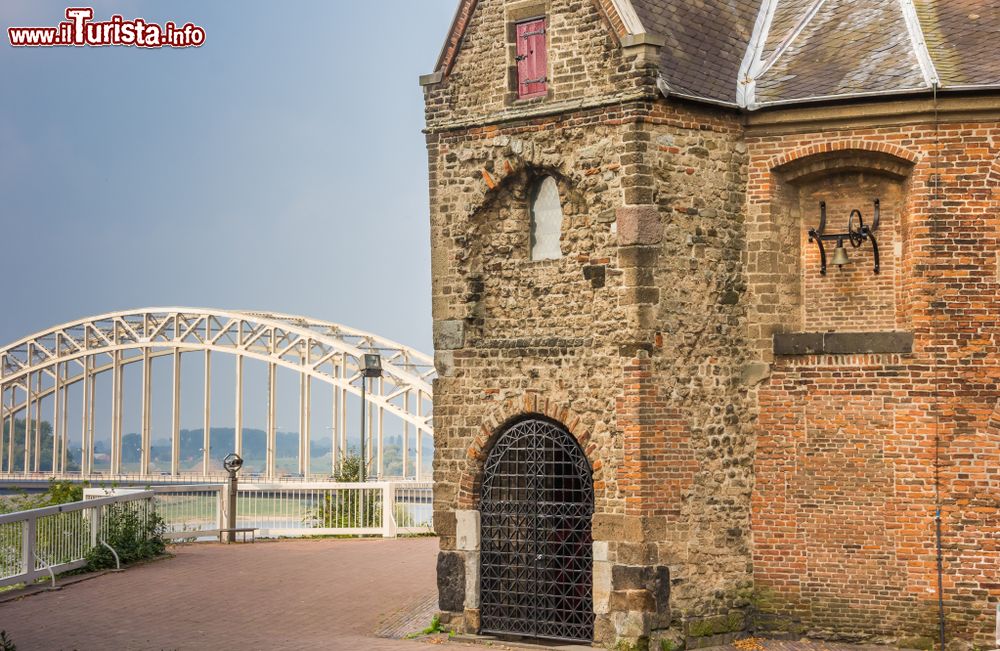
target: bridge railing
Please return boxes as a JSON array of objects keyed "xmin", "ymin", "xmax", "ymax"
[
  {"xmin": 84, "ymin": 481, "xmax": 433, "ymax": 540},
  {"xmin": 0, "ymin": 490, "xmax": 156, "ymax": 588}
]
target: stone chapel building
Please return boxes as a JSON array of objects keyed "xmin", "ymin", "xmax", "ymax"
[{"xmin": 421, "ymin": 1, "xmax": 1000, "ymax": 648}]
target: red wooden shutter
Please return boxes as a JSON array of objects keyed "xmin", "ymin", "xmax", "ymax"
[{"xmin": 516, "ymin": 18, "xmax": 548, "ymax": 99}]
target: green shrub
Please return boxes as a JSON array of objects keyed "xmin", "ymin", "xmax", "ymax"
[
  {"xmin": 307, "ymin": 453, "xmax": 383, "ymax": 529},
  {"xmin": 0, "ymin": 479, "xmax": 84, "ymax": 515},
  {"xmin": 0, "ymin": 630, "xmax": 15, "ymax": 651},
  {"xmin": 85, "ymin": 502, "xmax": 166, "ymax": 570}
]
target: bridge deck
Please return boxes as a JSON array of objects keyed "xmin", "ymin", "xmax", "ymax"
[{"xmin": 0, "ymin": 537, "xmax": 467, "ymax": 650}]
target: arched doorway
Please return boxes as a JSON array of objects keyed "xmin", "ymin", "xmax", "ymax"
[{"xmin": 479, "ymin": 416, "xmax": 594, "ymax": 642}]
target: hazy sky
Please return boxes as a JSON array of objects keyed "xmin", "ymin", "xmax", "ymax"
[{"xmin": 0, "ymin": 0, "xmax": 457, "ymax": 355}]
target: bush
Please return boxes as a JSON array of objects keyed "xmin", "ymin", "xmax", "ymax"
[
  {"xmin": 85, "ymin": 501, "xmax": 167, "ymax": 570},
  {"xmin": 308, "ymin": 453, "xmax": 383, "ymax": 529},
  {"xmin": 0, "ymin": 479, "xmax": 83, "ymax": 515}
]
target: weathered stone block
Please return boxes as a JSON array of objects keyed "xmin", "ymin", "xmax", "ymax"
[
  {"xmin": 740, "ymin": 361, "xmax": 770, "ymax": 386},
  {"xmin": 610, "ymin": 589, "xmax": 656, "ymax": 612},
  {"xmin": 617, "ymin": 205, "xmax": 663, "ymax": 246},
  {"xmin": 433, "ymin": 320, "xmax": 466, "ymax": 351},
  {"xmin": 464, "ymin": 553, "xmax": 480, "ymax": 608},
  {"xmin": 455, "ymin": 510, "xmax": 480, "ymax": 551},
  {"xmin": 616, "ymin": 542, "xmax": 658, "ymax": 565},
  {"xmin": 463, "ymin": 608, "xmax": 481, "ymax": 634},
  {"xmin": 434, "ymin": 510, "xmax": 457, "ymax": 541},
  {"xmin": 685, "ymin": 611, "xmax": 746, "ymax": 638},
  {"xmin": 583, "ymin": 264, "xmax": 607, "ymax": 288},
  {"xmin": 772, "ymin": 332, "xmax": 824, "ymax": 356},
  {"xmin": 434, "ymin": 350, "xmax": 456, "ymax": 377},
  {"xmin": 613, "ymin": 609, "xmax": 651, "ymax": 639},
  {"xmin": 437, "ymin": 551, "xmax": 465, "ymax": 612},
  {"xmin": 618, "ymin": 245, "xmax": 660, "ymax": 268},
  {"xmin": 773, "ymin": 331, "xmax": 914, "ymax": 355},
  {"xmin": 612, "ymin": 564, "xmax": 650, "ymax": 590},
  {"xmin": 823, "ymin": 331, "xmax": 913, "ymax": 354},
  {"xmin": 593, "ymin": 513, "xmax": 625, "ymax": 541},
  {"xmin": 594, "ymin": 560, "xmax": 612, "ymax": 614},
  {"xmin": 623, "ymin": 515, "xmax": 667, "ymax": 542}
]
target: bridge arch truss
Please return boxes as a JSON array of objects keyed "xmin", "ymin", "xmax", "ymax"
[{"xmin": 0, "ymin": 308, "xmax": 435, "ymax": 481}]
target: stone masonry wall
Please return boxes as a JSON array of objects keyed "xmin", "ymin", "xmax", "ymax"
[{"xmin": 424, "ymin": 2, "xmax": 755, "ymax": 645}]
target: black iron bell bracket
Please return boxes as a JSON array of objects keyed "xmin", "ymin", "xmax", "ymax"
[{"xmin": 807, "ymin": 199, "xmax": 880, "ymax": 275}]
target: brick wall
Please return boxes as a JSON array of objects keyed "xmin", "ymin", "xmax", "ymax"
[{"xmin": 747, "ymin": 120, "xmax": 1000, "ymax": 646}]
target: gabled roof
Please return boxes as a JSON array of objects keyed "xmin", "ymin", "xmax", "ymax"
[{"xmin": 430, "ymin": 0, "xmax": 1000, "ymax": 110}]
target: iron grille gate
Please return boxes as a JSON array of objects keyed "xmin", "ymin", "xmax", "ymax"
[{"xmin": 479, "ymin": 418, "xmax": 594, "ymax": 642}]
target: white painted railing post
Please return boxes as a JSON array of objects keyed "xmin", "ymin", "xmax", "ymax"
[
  {"xmin": 22, "ymin": 515, "xmax": 36, "ymax": 574},
  {"xmin": 89, "ymin": 503, "xmax": 101, "ymax": 549},
  {"xmin": 382, "ymin": 482, "xmax": 397, "ymax": 538},
  {"xmin": 216, "ymin": 486, "xmax": 225, "ymax": 532}
]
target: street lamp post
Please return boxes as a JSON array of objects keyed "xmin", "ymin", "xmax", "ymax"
[
  {"xmin": 359, "ymin": 354, "xmax": 382, "ymax": 527},
  {"xmin": 359, "ymin": 353, "xmax": 383, "ymax": 484}
]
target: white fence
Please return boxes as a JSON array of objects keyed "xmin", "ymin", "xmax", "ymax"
[
  {"xmin": 84, "ymin": 481, "xmax": 433, "ymax": 540},
  {"xmin": 0, "ymin": 491, "xmax": 156, "ymax": 588}
]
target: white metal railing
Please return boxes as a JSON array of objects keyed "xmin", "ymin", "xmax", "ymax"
[
  {"xmin": 84, "ymin": 481, "xmax": 433, "ymax": 540},
  {"xmin": 0, "ymin": 491, "xmax": 155, "ymax": 588},
  {"xmin": 10, "ymin": 471, "xmax": 433, "ymax": 484}
]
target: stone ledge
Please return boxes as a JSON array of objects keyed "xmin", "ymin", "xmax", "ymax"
[
  {"xmin": 774, "ymin": 331, "xmax": 913, "ymax": 356},
  {"xmin": 419, "ymin": 70, "xmax": 443, "ymax": 86}
]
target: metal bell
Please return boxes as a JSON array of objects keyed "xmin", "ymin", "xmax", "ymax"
[{"xmin": 831, "ymin": 240, "xmax": 850, "ymax": 267}]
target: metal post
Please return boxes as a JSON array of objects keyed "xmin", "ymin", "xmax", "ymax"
[
  {"xmin": 234, "ymin": 355, "xmax": 243, "ymax": 456},
  {"xmin": 303, "ymin": 374, "xmax": 311, "ymax": 477},
  {"xmin": 360, "ymin": 378, "xmax": 366, "ymax": 484},
  {"xmin": 80, "ymin": 362, "xmax": 89, "ymax": 475},
  {"xmin": 203, "ymin": 350, "xmax": 211, "ymax": 475},
  {"xmin": 382, "ymin": 482, "xmax": 396, "ymax": 538},
  {"xmin": 140, "ymin": 348, "xmax": 151, "ymax": 476},
  {"xmin": 111, "ymin": 351, "xmax": 122, "ymax": 474},
  {"xmin": 403, "ymin": 391, "xmax": 409, "ymax": 480},
  {"xmin": 366, "ymin": 383, "xmax": 374, "ymax": 475},
  {"xmin": 339, "ymin": 363, "xmax": 347, "ymax": 468},
  {"xmin": 24, "ymin": 371, "xmax": 32, "ymax": 474},
  {"xmin": 416, "ymin": 391, "xmax": 424, "ymax": 480},
  {"xmin": 52, "ymin": 366, "xmax": 60, "ymax": 475},
  {"xmin": 60, "ymin": 371, "xmax": 68, "ymax": 474},
  {"xmin": 86, "ymin": 359, "xmax": 95, "ymax": 475},
  {"xmin": 22, "ymin": 513, "xmax": 36, "ymax": 579},
  {"xmin": 1, "ymin": 388, "xmax": 8, "ymax": 473},
  {"xmin": 171, "ymin": 349, "xmax": 181, "ymax": 476},
  {"xmin": 298, "ymin": 369, "xmax": 307, "ymax": 476},
  {"xmin": 226, "ymin": 467, "xmax": 238, "ymax": 543},
  {"xmin": 32, "ymin": 371, "xmax": 41, "ymax": 473},
  {"xmin": 377, "ymin": 376, "xmax": 384, "ymax": 480},
  {"xmin": 331, "ymin": 379, "xmax": 338, "ymax": 477},
  {"xmin": 266, "ymin": 363, "xmax": 276, "ymax": 479}
]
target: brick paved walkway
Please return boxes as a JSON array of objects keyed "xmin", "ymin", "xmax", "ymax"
[
  {"xmin": 0, "ymin": 537, "xmax": 477, "ymax": 651},
  {"xmin": 0, "ymin": 539, "xmax": 929, "ymax": 651}
]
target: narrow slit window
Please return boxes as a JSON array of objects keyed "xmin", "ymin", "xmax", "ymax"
[
  {"xmin": 516, "ymin": 17, "xmax": 548, "ymax": 99},
  {"xmin": 530, "ymin": 176, "xmax": 563, "ymax": 260}
]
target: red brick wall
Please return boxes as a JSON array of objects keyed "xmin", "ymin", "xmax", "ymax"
[
  {"xmin": 748, "ymin": 122, "xmax": 1000, "ymax": 645},
  {"xmin": 799, "ymin": 175, "xmax": 902, "ymax": 331},
  {"xmin": 618, "ymin": 353, "xmax": 697, "ymax": 519}
]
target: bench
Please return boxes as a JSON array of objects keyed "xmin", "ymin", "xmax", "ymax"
[{"xmin": 219, "ymin": 527, "xmax": 257, "ymax": 543}]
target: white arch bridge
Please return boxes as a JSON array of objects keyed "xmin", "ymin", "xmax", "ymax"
[{"xmin": 0, "ymin": 308, "xmax": 435, "ymax": 483}]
